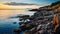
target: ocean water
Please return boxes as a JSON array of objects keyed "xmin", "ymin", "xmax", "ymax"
[
  {"xmin": 0, "ymin": 10, "xmax": 35, "ymax": 18},
  {"xmin": 0, "ymin": 10, "xmax": 35, "ymax": 34},
  {"xmin": 0, "ymin": 18, "xmax": 19, "ymax": 34}
]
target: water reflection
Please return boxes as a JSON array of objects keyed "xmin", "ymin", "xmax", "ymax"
[
  {"xmin": 0, "ymin": 10, "xmax": 35, "ymax": 18},
  {"xmin": 0, "ymin": 9, "xmax": 35, "ymax": 34},
  {"xmin": 0, "ymin": 18, "xmax": 19, "ymax": 34}
]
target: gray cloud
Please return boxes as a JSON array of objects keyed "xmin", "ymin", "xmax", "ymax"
[{"xmin": 3, "ymin": 2, "xmax": 39, "ymax": 6}]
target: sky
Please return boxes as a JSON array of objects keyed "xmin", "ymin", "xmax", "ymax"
[
  {"xmin": 0, "ymin": 0, "xmax": 59, "ymax": 4},
  {"xmin": 0, "ymin": 0, "xmax": 59, "ymax": 18},
  {"xmin": 0, "ymin": 0, "xmax": 59, "ymax": 9},
  {"xmin": 0, "ymin": 0, "xmax": 59, "ymax": 3}
]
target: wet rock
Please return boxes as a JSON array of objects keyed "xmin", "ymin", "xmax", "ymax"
[
  {"xmin": 14, "ymin": 1, "xmax": 60, "ymax": 34},
  {"xmin": 19, "ymin": 22, "xmax": 24, "ymax": 25},
  {"xmin": 13, "ymin": 22, "xmax": 17, "ymax": 24},
  {"xmin": 19, "ymin": 10, "xmax": 54, "ymax": 34},
  {"xmin": 14, "ymin": 28, "xmax": 22, "ymax": 34}
]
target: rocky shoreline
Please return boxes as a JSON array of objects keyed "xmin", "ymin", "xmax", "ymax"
[{"xmin": 14, "ymin": 1, "xmax": 60, "ymax": 34}]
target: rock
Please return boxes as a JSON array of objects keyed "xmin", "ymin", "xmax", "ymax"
[
  {"xmin": 23, "ymin": 30, "xmax": 31, "ymax": 34},
  {"xmin": 13, "ymin": 28, "xmax": 21, "ymax": 34},
  {"xmin": 19, "ymin": 22, "xmax": 24, "ymax": 25},
  {"xmin": 20, "ymin": 15, "xmax": 30, "ymax": 18},
  {"xmin": 29, "ymin": 9, "xmax": 38, "ymax": 11},
  {"xmin": 13, "ymin": 22, "xmax": 17, "ymax": 24},
  {"xmin": 15, "ymin": 1, "xmax": 60, "ymax": 34}
]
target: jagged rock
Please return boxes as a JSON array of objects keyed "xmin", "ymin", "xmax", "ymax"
[
  {"xmin": 14, "ymin": 1, "xmax": 60, "ymax": 34},
  {"xmin": 18, "ymin": 9, "xmax": 55, "ymax": 34},
  {"xmin": 19, "ymin": 22, "xmax": 24, "ymax": 25},
  {"xmin": 13, "ymin": 28, "xmax": 22, "ymax": 34}
]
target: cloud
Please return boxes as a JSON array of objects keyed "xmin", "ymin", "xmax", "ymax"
[{"xmin": 3, "ymin": 2, "xmax": 39, "ymax": 6}]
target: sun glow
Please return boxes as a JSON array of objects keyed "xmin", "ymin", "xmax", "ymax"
[
  {"xmin": 0, "ymin": 3, "xmax": 40, "ymax": 10},
  {"xmin": 0, "ymin": 3, "xmax": 40, "ymax": 18}
]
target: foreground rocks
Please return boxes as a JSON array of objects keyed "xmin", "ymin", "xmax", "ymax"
[
  {"xmin": 14, "ymin": 9, "xmax": 56, "ymax": 34},
  {"xmin": 14, "ymin": 1, "xmax": 60, "ymax": 34}
]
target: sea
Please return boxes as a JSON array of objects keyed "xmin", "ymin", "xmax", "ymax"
[{"xmin": 0, "ymin": 9, "xmax": 35, "ymax": 34}]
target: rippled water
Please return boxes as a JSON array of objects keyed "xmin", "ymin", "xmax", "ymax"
[{"xmin": 0, "ymin": 10, "xmax": 35, "ymax": 34}]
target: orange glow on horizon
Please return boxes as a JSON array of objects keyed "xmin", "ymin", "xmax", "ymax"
[
  {"xmin": 0, "ymin": 3, "xmax": 40, "ymax": 10},
  {"xmin": 0, "ymin": 3, "xmax": 40, "ymax": 18}
]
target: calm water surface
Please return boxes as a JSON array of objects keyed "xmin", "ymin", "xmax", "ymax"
[{"xmin": 0, "ymin": 10, "xmax": 35, "ymax": 34}]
